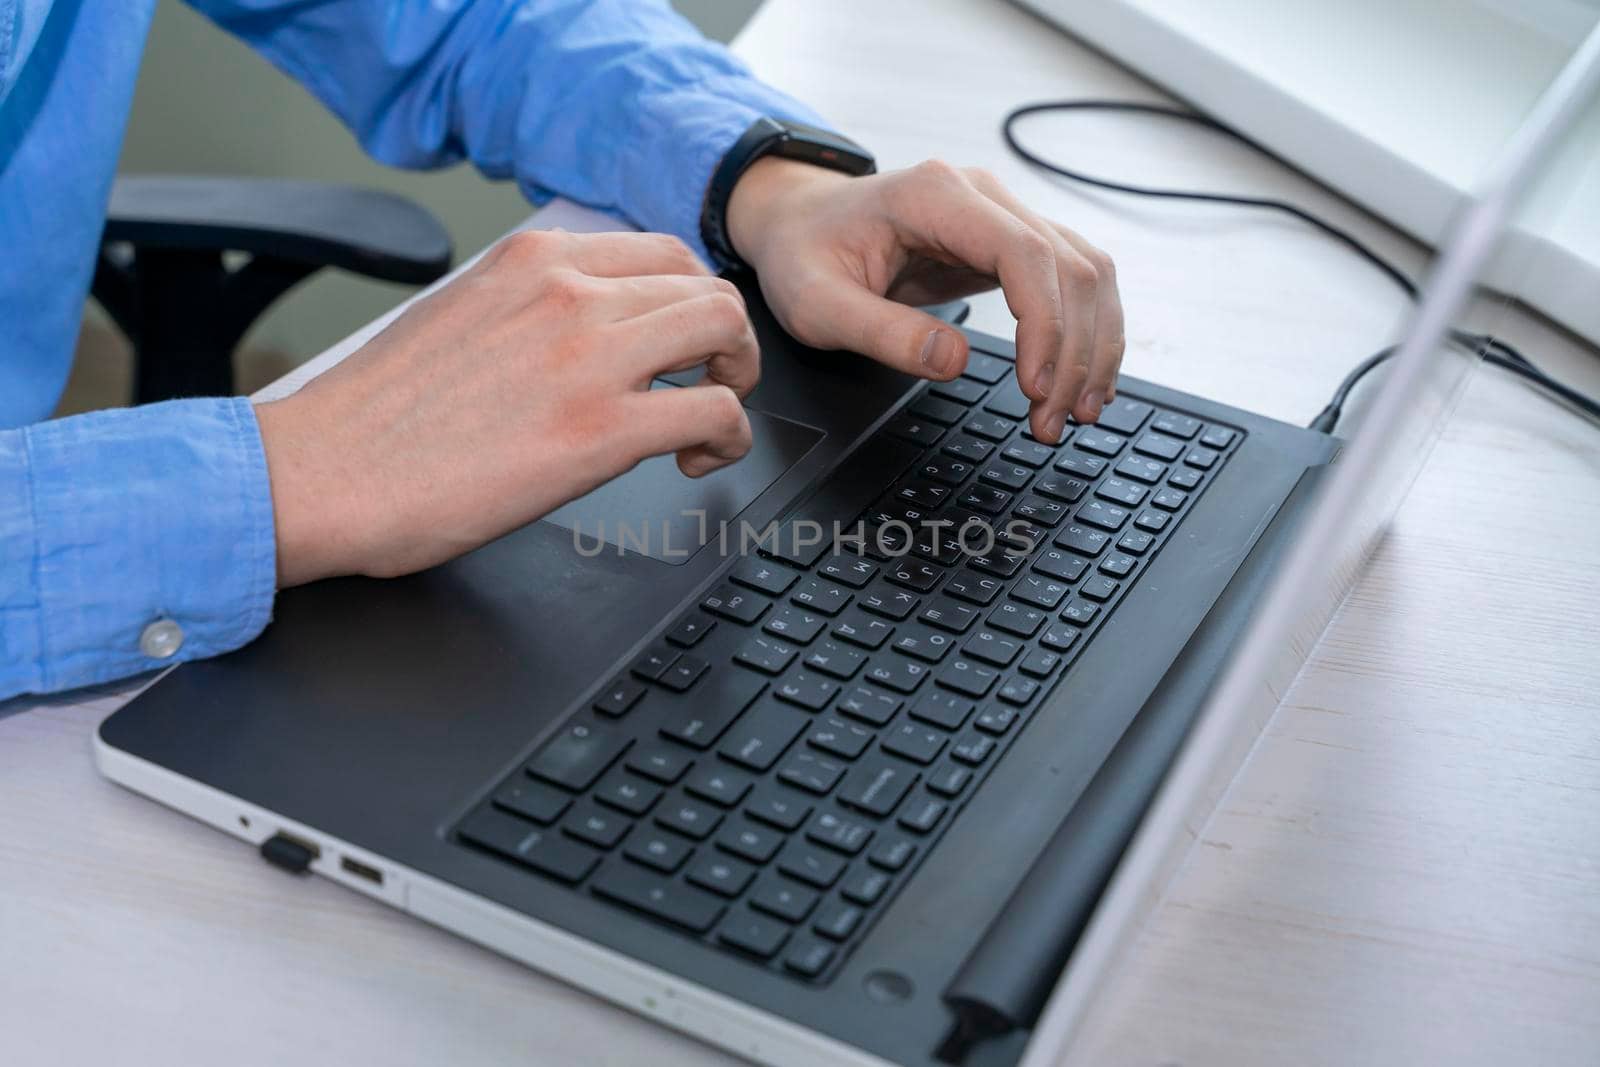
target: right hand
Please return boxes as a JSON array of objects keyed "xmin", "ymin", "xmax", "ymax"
[{"xmin": 254, "ymin": 229, "xmax": 759, "ymax": 587}]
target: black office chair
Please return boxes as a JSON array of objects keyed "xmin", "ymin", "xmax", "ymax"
[{"xmin": 92, "ymin": 175, "xmax": 453, "ymax": 404}]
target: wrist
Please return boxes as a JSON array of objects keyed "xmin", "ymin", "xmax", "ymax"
[
  {"xmin": 726, "ymin": 157, "xmax": 851, "ymax": 270},
  {"xmin": 255, "ymin": 395, "xmax": 363, "ymax": 588}
]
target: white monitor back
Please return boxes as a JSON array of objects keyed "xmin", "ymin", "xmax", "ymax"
[{"xmin": 1014, "ymin": 0, "xmax": 1600, "ymax": 346}]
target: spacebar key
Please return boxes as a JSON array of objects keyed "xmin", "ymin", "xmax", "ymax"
[
  {"xmin": 593, "ymin": 862, "xmax": 726, "ymax": 933},
  {"xmin": 659, "ymin": 669, "xmax": 767, "ymax": 749},
  {"xmin": 768, "ymin": 433, "xmax": 921, "ymax": 566}
]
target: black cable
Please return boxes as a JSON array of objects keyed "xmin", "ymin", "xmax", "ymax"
[{"xmin": 1001, "ymin": 100, "xmax": 1600, "ymax": 432}]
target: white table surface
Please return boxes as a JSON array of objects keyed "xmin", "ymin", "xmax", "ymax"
[{"xmin": 4, "ymin": 1, "xmax": 1598, "ymax": 1064}]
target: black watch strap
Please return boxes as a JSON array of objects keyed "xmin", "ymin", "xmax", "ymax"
[{"xmin": 700, "ymin": 117, "xmax": 876, "ymax": 271}]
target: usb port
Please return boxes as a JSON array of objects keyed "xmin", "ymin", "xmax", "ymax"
[{"xmin": 340, "ymin": 855, "xmax": 384, "ymax": 886}]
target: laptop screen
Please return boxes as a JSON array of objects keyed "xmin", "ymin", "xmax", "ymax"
[{"xmin": 1023, "ymin": 20, "xmax": 1600, "ymax": 1063}]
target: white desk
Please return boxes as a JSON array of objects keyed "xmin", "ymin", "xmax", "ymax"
[{"xmin": 4, "ymin": 1, "xmax": 1598, "ymax": 1064}]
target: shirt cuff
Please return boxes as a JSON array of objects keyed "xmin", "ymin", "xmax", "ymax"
[
  {"xmin": 0, "ymin": 397, "xmax": 277, "ymax": 696},
  {"xmin": 620, "ymin": 73, "xmax": 829, "ymax": 264}
]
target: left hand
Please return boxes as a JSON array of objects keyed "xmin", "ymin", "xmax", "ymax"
[{"xmin": 727, "ymin": 157, "xmax": 1124, "ymax": 443}]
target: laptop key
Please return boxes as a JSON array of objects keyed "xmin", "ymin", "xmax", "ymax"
[
  {"xmin": 892, "ymin": 623, "xmax": 957, "ymax": 664},
  {"xmin": 528, "ymin": 721, "xmax": 630, "ymax": 792},
  {"xmin": 719, "ymin": 699, "xmax": 809, "ymax": 771},
  {"xmin": 937, "ymin": 658, "xmax": 1000, "ymax": 698},
  {"xmin": 493, "ymin": 779, "xmax": 571, "ymax": 825},
  {"xmin": 1013, "ymin": 495, "xmax": 1068, "ymax": 526},
  {"xmin": 919, "ymin": 595, "xmax": 980, "ymax": 633},
  {"xmin": 785, "ymin": 936, "xmax": 837, "ymax": 978},
  {"xmin": 944, "ymin": 570, "xmax": 1004, "ymax": 605},
  {"xmin": 981, "ymin": 376, "xmax": 1031, "ymax": 419},
  {"xmin": 1059, "ymin": 598, "xmax": 1099, "ymax": 627},
  {"xmin": 806, "ymin": 810, "xmax": 875, "ymax": 855},
  {"xmin": 1076, "ymin": 500, "xmax": 1131, "ymax": 532},
  {"xmin": 962, "ymin": 629, "xmax": 1022, "ymax": 667},
  {"xmin": 886, "ymin": 557, "xmax": 945, "ymax": 592},
  {"xmin": 729, "ymin": 558, "xmax": 800, "ymax": 596},
  {"xmin": 1052, "ymin": 517, "xmax": 1112, "ymax": 555},
  {"xmin": 1033, "ymin": 549, "xmax": 1088, "ymax": 582},
  {"xmin": 751, "ymin": 876, "xmax": 820, "ymax": 922},
  {"xmin": 1053, "ymin": 452, "xmax": 1106, "ymax": 479},
  {"xmin": 459, "ymin": 809, "xmax": 601, "ymax": 883},
  {"xmin": 592, "ymin": 862, "xmax": 723, "ymax": 933},
  {"xmin": 779, "ymin": 751, "xmax": 848, "ymax": 795},
  {"xmin": 859, "ymin": 579, "xmax": 921, "ymax": 621},
  {"xmin": 1073, "ymin": 428, "xmax": 1126, "ymax": 457},
  {"xmin": 719, "ymin": 910, "xmax": 792, "ymax": 959},
  {"xmin": 957, "ymin": 484, "xmax": 1012, "ymax": 515},
  {"xmin": 593, "ymin": 770, "xmax": 663, "ymax": 816},
  {"xmin": 1114, "ymin": 456, "xmax": 1166, "ymax": 485},
  {"xmin": 1001, "ymin": 439, "xmax": 1054, "ymax": 468},
  {"xmin": 658, "ymin": 655, "xmax": 708, "ymax": 692},
  {"xmin": 1135, "ymin": 510, "xmax": 1170, "ymax": 533},
  {"xmin": 841, "ymin": 866, "xmax": 893, "ymax": 906},
  {"xmin": 778, "ymin": 843, "xmax": 848, "ymax": 889},
  {"xmin": 701, "ymin": 582, "xmax": 770, "ymax": 625},
  {"xmin": 657, "ymin": 670, "xmax": 765, "ymax": 750},
  {"xmin": 625, "ymin": 744, "xmax": 692, "ymax": 784},
  {"xmin": 813, "ymin": 900, "xmax": 865, "ymax": 941},
  {"xmin": 718, "ymin": 820, "xmax": 784, "ymax": 863},
  {"xmin": 882, "ymin": 722, "xmax": 947, "ymax": 765},
  {"xmin": 832, "ymin": 607, "xmax": 895, "ymax": 649},
  {"xmin": 665, "ymin": 612, "xmax": 716, "ymax": 648},
  {"xmin": 961, "ymin": 351, "xmax": 1013, "ymax": 384},
  {"xmin": 998, "ymin": 678, "xmax": 1040, "ymax": 707},
  {"xmin": 819, "ymin": 553, "xmax": 879, "ymax": 589},
  {"xmin": 837, "ymin": 684, "xmax": 902, "ymax": 727},
  {"xmin": 926, "ymin": 763, "xmax": 973, "ymax": 798},
  {"xmin": 951, "ymin": 732, "xmax": 997, "ymax": 766},
  {"xmin": 734, "ymin": 634, "xmax": 799, "ymax": 675},
  {"xmin": 1040, "ymin": 624, "xmax": 1080, "ymax": 653},
  {"xmin": 1153, "ymin": 487, "xmax": 1188, "ymax": 511},
  {"xmin": 1019, "ymin": 649, "xmax": 1063, "ymax": 677},
  {"xmin": 1133, "ymin": 432, "xmax": 1183, "ymax": 462},
  {"xmin": 980, "ymin": 461, "xmax": 1032, "ymax": 490},
  {"xmin": 745, "ymin": 785, "xmax": 814, "ymax": 831},
  {"xmin": 898, "ymin": 796, "xmax": 948, "ymax": 834},
  {"xmin": 968, "ymin": 548, "xmax": 1027, "ymax": 578},
  {"xmin": 564, "ymin": 804, "xmax": 631, "ymax": 849},
  {"xmin": 929, "ymin": 377, "xmax": 988, "ymax": 405},
  {"xmin": 882, "ymin": 413, "xmax": 944, "ymax": 447},
  {"xmin": 684, "ymin": 765, "xmax": 753, "ymax": 807},
  {"xmin": 1096, "ymin": 477, "xmax": 1148, "ymax": 508},
  {"xmin": 1011, "ymin": 575, "xmax": 1069, "ymax": 610},
  {"xmin": 838, "ymin": 757, "xmax": 919, "ymax": 817},
  {"xmin": 803, "ymin": 639, "xmax": 867, "ymax": 680},
  {"xmin": 941, "ymin": 433, "xmax": 996, "ymax": 463},
  {"xmin": 622, "ymin": 827, "xmax": 694, "ymax": 873},
  {"xmin": 1168, "ymin": 467, "xmax": 1203, "ymax": 490},
  {"xmin": 1152, "ymin": 412, "xmax": 1201, "ymax": 439},
  {"xmin": 764, "ymin": 606, "xmax": 825, "ymax": 644},
  {"xmin": 1033, "ymin": 473, "xmax": 1089, "ymax": 503},
  {"xmin": 962, "ymin": 412, "xmax": 1017, "ymax": 442},
  {"xmin": 909, "ymin": 393, "xmax": 967, "ymax": 426},
  {"xmin": 776, "ymin": 671, "xmax": 841, "ymax": 711},
  {"xmin": 864, "ymin": 835, "xmax": 915, "ymax": 875},
  {"xmin": 1100, "ymin": 552, "xmax": 1138, "ymax": 578},
  {"xmin": 1117, "ymin": 529, "xmax": 1154, "ymax": 555},
  {"xmin": 630, "ymin": 644, "xmax": 678, "ymax": 682},
  {"xmin": 918, "ymin": 455, "xmax": 975, "ymax": 487},
  {"xmin": 1095, "ymin": 397, "xmax": 1153, "ymax": 435},
  {"xmin": 808, "ymin": 716, "xmax": 875, "ymax": 760},
  {"xmin": 987, "ymin": 602, "xmax": 1045, "ymax": 637},
  {"xmin": 865, "ymin": 654, "xmax": 930, "ymax": 693},
  {"xmin": 791, "ymin": 576, "xmax": 853, "ymax": 616},
  {"xmin": 1200, "ymin": 425, "xmax": 1235, "ymax": 449},
  {"xmin": 894, "ymin": 478, "xmax": 952, "ymax": 510},
  {"xmin": 687, "ymin": 853, "xmax": 756, "ymax": 898},
  {"xmin": 593, "ymin": 678, "xmax": 646, "ymax": 717},
  {"xmin": 909, "ymin": 690, "xmax": 975, "ymax": 731},
  {"xmin": 656, "ymin": 797, "xmax": 724, "ymax": 841},
  {"xmin": 1081, "ymin": 576, "xmax": 1121, "ymax": 602}
]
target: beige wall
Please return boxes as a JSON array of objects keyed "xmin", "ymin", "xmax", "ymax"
[{"xmin": 112, "ymin": 0, "xmax": 761, "ymax": 364}]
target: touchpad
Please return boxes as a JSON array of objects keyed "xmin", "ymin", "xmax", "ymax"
[{"xmin": 542, "ymin": 383, "xmax": 823, "ymax": 565}]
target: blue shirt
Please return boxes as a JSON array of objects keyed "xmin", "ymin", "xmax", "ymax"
[{"xmin": 0, "ymin": 0, "xmax": 819, "ymax": 698}]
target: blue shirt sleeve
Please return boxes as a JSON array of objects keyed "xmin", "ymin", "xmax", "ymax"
[
  {"xmin": 185, "ymin": 0, "xmax": 829, "ymax": 261},
  {"xmin": 0, "ymin": 398, "xmax": 277, "ymax": 699}
]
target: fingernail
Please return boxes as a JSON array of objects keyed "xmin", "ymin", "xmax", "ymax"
[
  {"xmin": 920, "ymin": 329, "xmax": 957, "ymax": 377},
  {"xmin": 1044, "ymin": 410, "xmax": 1068, "ymax": 442},
  {"xmin": 1082, "ymin": 390, "xmax": 1104, "ymax": 421},
  {"xmin": 1033, "ymin": 363, "xmax": 1055, "ymax": 399}
]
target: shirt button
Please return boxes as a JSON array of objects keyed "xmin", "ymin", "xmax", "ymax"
[{"xmin": 140, "ymin": 619, "xmax": 185, "ymax": 659}]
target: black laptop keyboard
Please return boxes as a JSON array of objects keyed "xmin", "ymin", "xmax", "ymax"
[{"xmin": 455, "ymin": 347, "xmax": 1241, "ymax": 983}]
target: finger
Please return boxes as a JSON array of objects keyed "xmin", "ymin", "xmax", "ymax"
[
  {"xmin": 566, "ymin": 231, "xmax": 711, "ymax": 279},
  {"xmin": 962, "ymin": 170, "xmax": 1103, "ymax": 436},
  {"xmin": 615, "ymin": 290, "xmax": 761, "ymax": 398},
  {"xmin": 486, "ymin": 228, "xmax": 710, "ymax": 279},
  {"xmin": 617, "ymin": 383, "xmax": 754, "ymax": 478},
  {"xmin": 1050, "ymin": 224, "xmax": 1125, "ymax": 420},
  {"xmin": 888, "ymin": 163, "xmax": 1066, "ymax": 406},
  {"xmin": 598, "ymin": 273, "xmax": 746, "ymax": 323},
  {"xmin": 789, "ymin": 272, "xmax": 971, "ymax": 380}
]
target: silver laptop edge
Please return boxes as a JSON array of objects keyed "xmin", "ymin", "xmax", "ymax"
[{"xmin": 1021, "ymin": 20, "xmax": 1600, "ymax": 1066}]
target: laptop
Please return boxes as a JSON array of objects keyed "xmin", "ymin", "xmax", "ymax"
[{"xmin": 93, "ymin": 24, "xmax": 1600, "ymax": 1067}]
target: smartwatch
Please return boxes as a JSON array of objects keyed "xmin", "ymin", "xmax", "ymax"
[{"xmin": 700, "ymin": 117, "xmax": 877, "ymax": 271}]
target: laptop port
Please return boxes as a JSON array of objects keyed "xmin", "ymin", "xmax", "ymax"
[{"xmin": 340, "ymin": 855, "xmax": 384, "ymax": 886}]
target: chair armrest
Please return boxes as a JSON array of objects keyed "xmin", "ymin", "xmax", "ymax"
[{"xmin": 104, "ymin": 175, "xmax": 453, "ymax": 285}]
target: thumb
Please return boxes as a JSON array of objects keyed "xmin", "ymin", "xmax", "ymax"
[{"xmin": 794, "ymin": 281, "xmax": 970, "ymax": 380}]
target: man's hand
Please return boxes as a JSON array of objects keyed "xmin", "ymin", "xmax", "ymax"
[
  {"xmin": 727, "ymin": 157, "xmax": 1124, "ymax": 443},
  {"xmin": 255, "ymin": 230, "xmax": 758, "ymax": 587}
]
